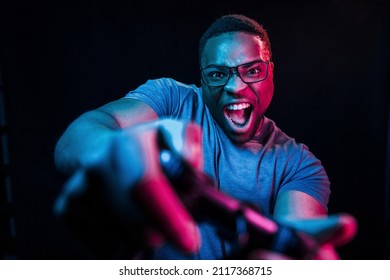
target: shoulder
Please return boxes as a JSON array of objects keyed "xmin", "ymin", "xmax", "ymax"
[
  {"xmin": 259, "ymin": 117, "xmax": 319, "ymax": 165},
  {"xmin": 127, "ymin": 78, "xmax": 201, "ymax": 96},
  {"xmin": 125, "ymin": 78, "xmax": 203, "ymax": 118},
  {"xmin": 260, "ymin": 117, "xmax": 300, "ymax": 148}
]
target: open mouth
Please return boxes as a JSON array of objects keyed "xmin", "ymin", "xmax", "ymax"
[{"xmin": 224, "ymin": 102, "xmax": 253, "ymax": 128}]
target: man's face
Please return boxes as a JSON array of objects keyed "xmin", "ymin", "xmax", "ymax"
[{"xmin": 201, "ymin": 32, "xmax": 274, "ymax": 143}]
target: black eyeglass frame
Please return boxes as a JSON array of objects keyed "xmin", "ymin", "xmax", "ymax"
[{"xmin": 200, "ymin": 60, "xmax": 270, "ymax": 87}]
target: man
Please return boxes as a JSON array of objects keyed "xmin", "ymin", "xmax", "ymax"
[{"xmin": 54, "ymin": 14, "xmax": 356, "ymax": 259}]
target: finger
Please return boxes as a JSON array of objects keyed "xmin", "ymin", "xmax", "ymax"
[
  {"xmin": 54, "ymin": 168, "xmax": 144, "ymax": 258},
  {"xmin": 280, "ymin": 213, "xmax": 358, "ymax": 247},
  {"xmin": 183, "ymin": 122, "xmax": 203, "ymax": 171},
  {"xmin": 143, "ymin": 226, "xmax": 166, "ymax": 248},
  {"xmin": 134, "ymin": 175, "xmax": 200, "ymax": 253},
  {"xmin": 313, "ymin": 243, "xmax": 340, "ymax": 260},
  {"xmin": 320, "ymin": 214, "xmax": 358, "ymax": 247},
  {"xmin": 54, "ymin": 168, "xmax": 88, "ymax": 217},
  {"xmin": 155, "ymin": 120, "xmax": 203, "ymax": 171},
  {"xmin": 246, "ymin": 249, "xmax": 292, "ymax": 260},
  {"xmin": 134, "ymin": 128, "xmax": 200, "ymax": 253}
]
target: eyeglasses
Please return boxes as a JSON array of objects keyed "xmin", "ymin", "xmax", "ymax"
[{"xmin": 200, "ymin": 60, "xmax": 269, "ymax": 87}]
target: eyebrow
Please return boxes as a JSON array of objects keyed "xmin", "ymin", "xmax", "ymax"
[{"xmin": 202, "ymin": 59, "xmax": 264, "ymax": 69}]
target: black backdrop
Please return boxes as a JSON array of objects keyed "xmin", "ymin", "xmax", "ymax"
[{"xmin": 0, "ymin": 0, "xmax": 389, "ymax": 259}]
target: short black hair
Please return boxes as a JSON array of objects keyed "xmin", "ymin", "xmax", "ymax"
[{"xmin": 199, "ymin": 14, "xmax": 272, "ymax": 63}]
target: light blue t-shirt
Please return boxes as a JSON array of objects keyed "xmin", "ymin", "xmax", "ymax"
[{"xmin": 125, "ymin": 78, "xmax": 330, "ymax": 259}]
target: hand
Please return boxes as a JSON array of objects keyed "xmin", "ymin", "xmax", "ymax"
[
  {"xmin": 54, "ymin": 119, "xmax": 203, "ymax": 258},
  {"xmin": 246, "ymin": 213, "xmax": 357, "ymax": 260}
]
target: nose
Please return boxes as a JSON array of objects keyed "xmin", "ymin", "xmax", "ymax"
[{"xmin": 223, "ymin": 71, "xmax": 247, "ymax": 94}]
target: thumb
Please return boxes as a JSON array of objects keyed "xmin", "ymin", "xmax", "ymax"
[
  {"xmin": 54, "ymin": 168, "xmax": 89, "ymax": 217},
  {"xmin": 315, "ymin": 214, "xmax": 358, "ymax": 247},
  {"xmin": 182, "ymin": 122, "xmax": 203, "ymax": 171},
  {"xmin": 281, "ymin": 213, "xmax": 358, "ymax": 247}
]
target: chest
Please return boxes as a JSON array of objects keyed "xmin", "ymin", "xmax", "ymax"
[{"xmin": 202, "ymin": 135, "xmax": 282, "ymax": 214}]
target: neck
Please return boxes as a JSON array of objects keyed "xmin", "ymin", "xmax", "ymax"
[{"xmin": 254, "ymin": 116, "xmax": 265, "ymax": 137}]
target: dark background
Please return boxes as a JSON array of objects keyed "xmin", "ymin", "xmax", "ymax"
[{"xmin": 0, "ymin": 0, "xmax": 389, "ymax": 259}]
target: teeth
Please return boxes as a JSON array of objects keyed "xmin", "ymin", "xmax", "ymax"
[{"xmin": 226, "ymin": 103, "xmax": 250, "ymax": 111}]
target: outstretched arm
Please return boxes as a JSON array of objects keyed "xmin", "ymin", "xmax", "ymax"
[
  {"xmin": 54, "ymin": 98, "xmax": 158, "ymax": 174},
  {"xmin": 54, "ymin": 98, "xmax": 202, "ymax": 257},
  {"xmin": 273, "ymin": 190, "xmax": 356, "ymax": 259},
  {"xmin": 274, "ymin": 190, "xmax": 327, "ymax": 219}
]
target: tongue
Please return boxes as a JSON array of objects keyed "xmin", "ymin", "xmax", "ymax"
[{"xmin": 227, "ymin": 109, "xmax": 247, "ymax": 125}]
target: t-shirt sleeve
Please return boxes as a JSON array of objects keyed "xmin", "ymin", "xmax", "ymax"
[
  {"xmin": 278, "ymin": 143, "xmax": 331, "ymax": 211},
  {"xmin": 124, "ymin": 78, "xmax": 190, "ymax": 117}
]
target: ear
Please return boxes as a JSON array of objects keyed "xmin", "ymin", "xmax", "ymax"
[{"xmin": 268, "ymin": 62, "xmax": 274, "ymax": 73}]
